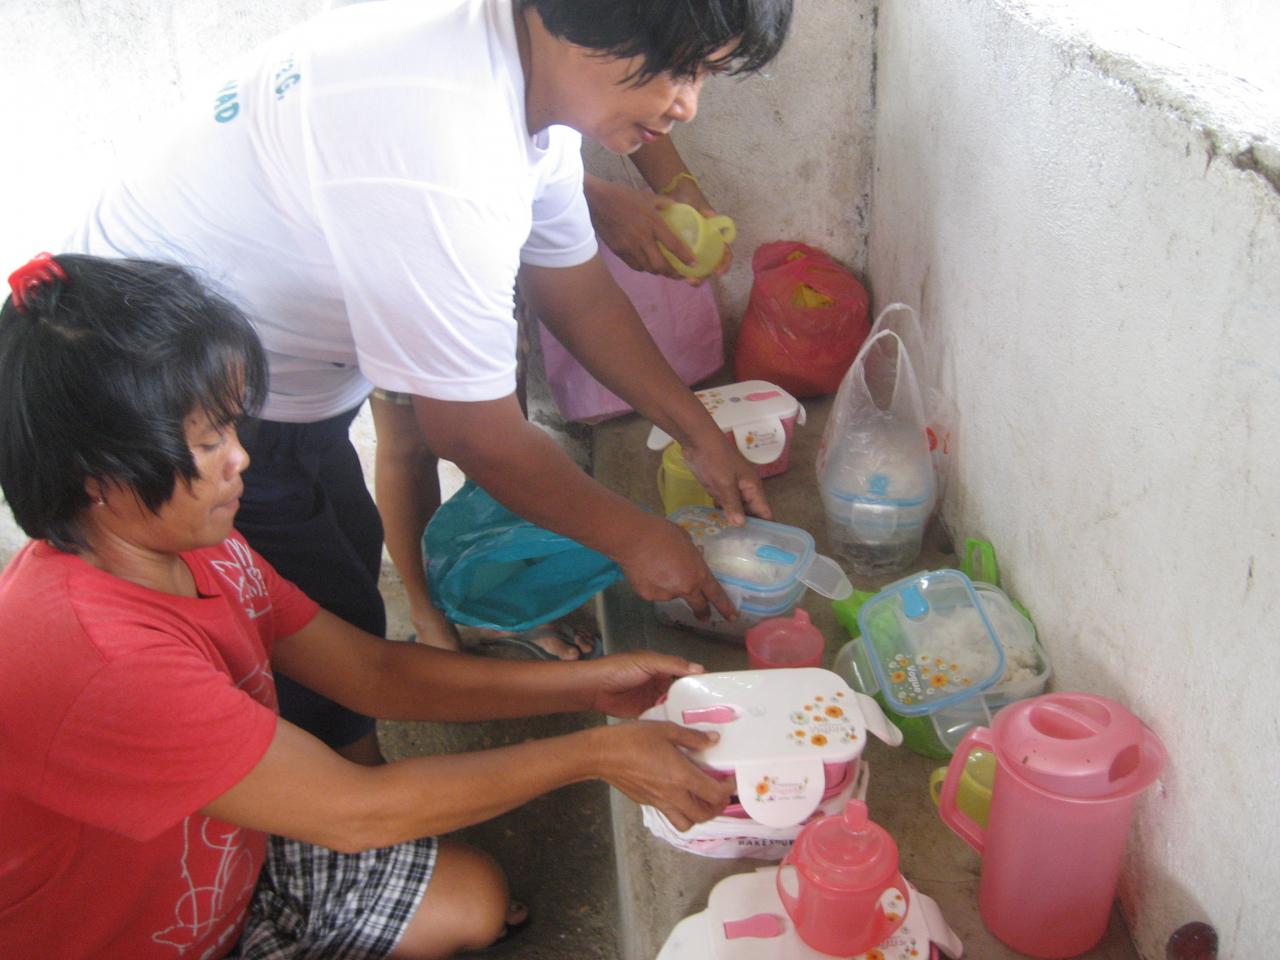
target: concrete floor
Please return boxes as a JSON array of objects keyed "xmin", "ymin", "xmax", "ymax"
[{"xmin": 377, "ymin": 563, "xmax": 623, "ymax": 960}]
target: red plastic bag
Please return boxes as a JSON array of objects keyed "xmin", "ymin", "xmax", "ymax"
[
  {"xmin": 733, "ymin": 242, "xmax": 870, "ymax": 398},
  {"xmin": 538, "ymin": 244, "xmax": 723, "ymax": 423}
]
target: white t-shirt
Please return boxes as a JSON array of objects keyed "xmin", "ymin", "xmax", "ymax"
[{"xmin": 68, "ymin": 0, "xmax": 597, "ymax": 422}]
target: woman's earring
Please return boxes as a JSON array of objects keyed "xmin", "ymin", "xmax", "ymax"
[{"xmin": 94, "ymin": 497, "xmax": 105, "ymax": 506}]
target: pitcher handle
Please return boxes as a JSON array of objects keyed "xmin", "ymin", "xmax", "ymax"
[
  {"xmin": 706, "ymin": 214, "xmax": 737, "ymax": 244},
  {"xmin": 928, "ymin": 766, "xmax": 947, "ymax": 807},
  {"xmin": 938, "ymin": 726, "xmax": 993, "ymax": 855},
  {"xmin": 775, "ymin": 863, "xmax": 800, "ymax": 919}
]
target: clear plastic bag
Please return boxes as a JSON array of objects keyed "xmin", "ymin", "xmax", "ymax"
[
  {"xmin": 816, "ymin": 330, "xmax": 936, "ymax": 575},
  {"xmin": 424, "ymin": 481, "xmax": 622, "ymax": 631},
  {"xmin": 867, "ymin": 303, "xmax": 956, "ymax": 507}
]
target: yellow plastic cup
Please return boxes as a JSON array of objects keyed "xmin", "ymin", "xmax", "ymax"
[
  {"xmin": 929, "ymin": 749, "xmax": 995, "ymax": 829},
  {"xmin": 657, "ymin": 442, "xmax": 715, "ymax": 514},
  {"xmin": 658, "ymin": 203, "xmax": 736, "ymax": 279}
]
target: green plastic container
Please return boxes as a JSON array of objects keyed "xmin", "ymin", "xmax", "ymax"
[
  {"xmin": 833, "ymin": 541, "xmax": 1050, "ymax": 759},
  {"xmin": 832, "ymin": 590, "xmax": 955, "ymax": 759}
]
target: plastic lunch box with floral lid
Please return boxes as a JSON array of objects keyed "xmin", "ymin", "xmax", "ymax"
[
  {"xmin": 655, "ymin": 507, "xmax": 853, "ymax": 638},
  {"xmin": 641, "ymin": 668, "xmax": 903, "ymax": 828},
  {"xmin": 647, "ymin": 380, "xmax": 806, "ymax": 479}
]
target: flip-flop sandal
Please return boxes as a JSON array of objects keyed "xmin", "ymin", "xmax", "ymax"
[{"xmin": 463, "ymin": 622, "xmax": 602, "ymax": 662}]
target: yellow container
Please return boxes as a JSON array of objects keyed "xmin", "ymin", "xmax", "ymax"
[
  {"xmin": 929, "ymin": 749, "xmax": 995, "ymax": 829},
  {"xmin": 657, "ymin": 443, "xmax": 715, "ymax": 514},
  {"xmin": 658, "ymin": 203, "xmax": 737, "ymax": 279}
]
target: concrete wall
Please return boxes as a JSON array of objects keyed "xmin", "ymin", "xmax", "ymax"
[{"xmin": 869, "ymin": 1, "xmax": 1280, "ymax": 956}]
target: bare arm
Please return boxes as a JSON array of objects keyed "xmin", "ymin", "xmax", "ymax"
[
  {"xmin": 270, "ymin": 607, "xmax": 703, "ymax": 722},
  {"xmin": 626, "ymin": 134, "xmax": 713, "ymax": 210},
  {"xmin": 520, "ymin": 256, "xmax": 769, "ymax": 523},
  {"xmin": 200, "ymin": 717, "xmax": 732, "ymax": 852},
  {"xmin": 232, "ymin": 609, "xmax": 734, "ymax": 844},
  {"xmin": 408, "ymin": 390, "xmax": 737, "ymax": 619}
]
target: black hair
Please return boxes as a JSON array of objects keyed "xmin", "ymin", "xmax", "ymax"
[
  {"xmin": 0, "ymin": 254, "xmax": 268, "ymax": 551},
  {"xmin": 521, "ymin": 0, "xmax": 793, "ymax": 83}
]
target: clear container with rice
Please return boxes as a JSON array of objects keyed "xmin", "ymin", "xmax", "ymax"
[{"xmin": 832, "ymin": 569, "xmax": 1051, "ymax": 758}]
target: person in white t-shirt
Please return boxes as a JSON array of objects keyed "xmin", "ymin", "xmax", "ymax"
[
  {"xmin": 68, "ymin": 0, "xmax": 794, "ymax": 765},
  {"xmin": 372, "ymin": 133, "xmax": 738, "ymax": 659}
]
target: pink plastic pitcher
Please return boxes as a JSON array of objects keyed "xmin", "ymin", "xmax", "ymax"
[
  {"xmin": 776, "ymin": 799, "xmax": 909, "ymax": 955},
  {"xmin": 938, "ymin": 692, "xmax": 1166, "ymax": 958}
]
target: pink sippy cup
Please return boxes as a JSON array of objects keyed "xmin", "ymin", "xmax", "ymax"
[
  {"xmin": 745, "ymin": 608, "xmax": 826, "ymax": 670},
  {"xmin": 776, "ymin": 799, "xmax": 909, "ymax": 955},
  {"xmin": 938, "ymin": 692, "xmax": 1166, "ymax": 958}
]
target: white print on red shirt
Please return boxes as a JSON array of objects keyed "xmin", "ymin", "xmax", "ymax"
[
  {"xmin": 210, "ymin": 538, "xmax": 273, "ymax": 620},
  {"xmin": 152, "ymin": 816, "xmax": 257, "ymax": 957}
]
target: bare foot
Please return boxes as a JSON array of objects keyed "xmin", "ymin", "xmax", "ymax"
[
  {"xmin": 458, "ymin": 621, "xmax": 599, "ymax": 661},
  {"xmin": 410, "ymin": 605, "xmax": 462, "ymax": 652}
]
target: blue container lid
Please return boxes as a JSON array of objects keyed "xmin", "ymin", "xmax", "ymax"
[{"xmin": 856, "ymin": 570, "xmax": 1005, "ymax": 717}]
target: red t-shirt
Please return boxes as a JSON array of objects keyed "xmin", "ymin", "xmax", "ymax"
[{"xmin": 0, "ymin": 534, "xmax": 319, "ymax": 959}]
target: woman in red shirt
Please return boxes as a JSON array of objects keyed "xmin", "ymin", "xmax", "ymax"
[{"xmin": 0, "ymin": 253, "xmax": 730, "ymax": 958}]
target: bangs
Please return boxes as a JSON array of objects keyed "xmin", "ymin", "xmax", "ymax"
[
  {"xmin": 628, "ymin": 1, "xmax": 792, "ymax": 82},
  {"xmin": 186, "ymin": 336, "xmax": 269, "ymax": 431},
  {"xmin": 530, "ymin": 0, "xmax": 792, "ymax": 84}
]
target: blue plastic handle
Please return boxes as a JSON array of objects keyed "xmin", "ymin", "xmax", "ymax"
[
  {"xmin": 902, "ymin": 586, "xmax": 930, "ymax": 619},
  {"xmin": 755, "ymin": 544, "xmax": 798, "ymax": 565}
]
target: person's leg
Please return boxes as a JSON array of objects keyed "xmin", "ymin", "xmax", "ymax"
[
  {"xmin": 236, "ymin": 408, "xmax": 384, "ymax": 764},
  {"xmin": 235, "ymin": 835, "xmax": 515, "ymax": 960},
  {"xmin": 369, "ymin": 392, "xmax": 459, "ymax": 651},
  {"xmin": 388, "ymin": 841, "xmax": 515, "ymax": 958},
  {"xmin": 372, "ymin": 391, "xmax": 594, "ymax": 660}
]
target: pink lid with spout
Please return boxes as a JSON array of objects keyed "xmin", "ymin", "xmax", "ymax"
[
  {"xmin": 992, "ymin": 692, "xmax": 1166, "ymax": 800},
  {"xmin": 793, "ymin": 799, "xmax": 900, "ymax": 891}
]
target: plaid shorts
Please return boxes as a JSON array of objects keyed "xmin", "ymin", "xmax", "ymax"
[{"xmin": 232, "ymin": 835, "xmax": 438, "ymax": 960}]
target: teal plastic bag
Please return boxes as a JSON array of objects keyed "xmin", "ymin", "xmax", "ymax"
[{"xmin": 424, "ymin": 480, "xmax": 623, "ymax": 631}]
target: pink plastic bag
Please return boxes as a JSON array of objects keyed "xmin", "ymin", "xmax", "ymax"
[{"xmin": 537, "ymin": 245, "xmax": 724, "ymax": 423}]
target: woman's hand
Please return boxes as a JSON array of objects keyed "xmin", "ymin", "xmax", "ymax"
[
  {"xmin": 589, "ymin": 722, "xmax": 734, "ymax": 830},
  {"xmin": 583, "ymin": 175, "xmax": 731, "ymax": 283},
  {"xmin": 580, "ymin": 651, "xmax": 707, "ymax": 718},
  {"xmin": 678, "ymin": 427, "xmax": 772, "ymax": 526},
  {"xmin": 615, "ymin": 512, "xmax": 737, "ymax": 621}
]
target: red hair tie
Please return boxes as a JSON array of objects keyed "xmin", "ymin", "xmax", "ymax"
[{"xmin": 7, "ymin": 252, "xmax": 68, "ymax": 314}]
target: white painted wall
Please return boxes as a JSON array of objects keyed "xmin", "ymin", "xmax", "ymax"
[
  {"xmin": 0, "ymin": 0, "xmax": 328, "ymax": 268},
  {"xmin": 0, "ymin": 0, "xmax": 323, "ymax": 559},
  {"xmin": 869, "ymin": 1, "xmax": 1280, "ymax": 956}
]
